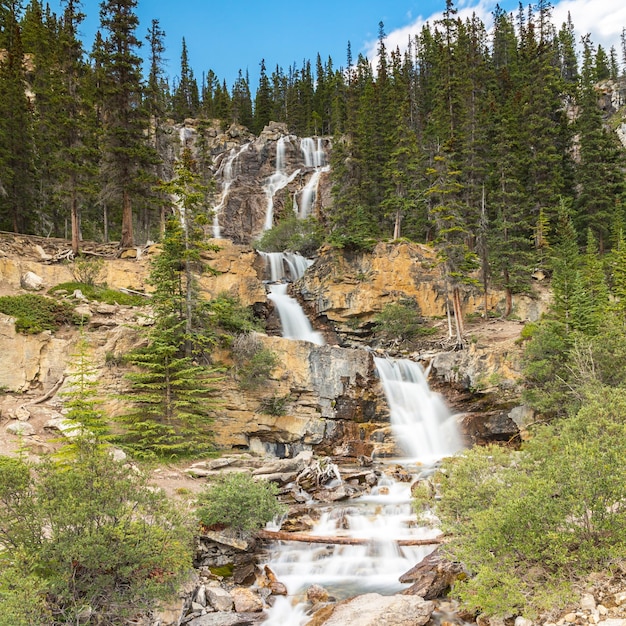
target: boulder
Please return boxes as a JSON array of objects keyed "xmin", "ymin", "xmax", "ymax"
[
  {"xmin": 186, "ymin": 613, "xmax": 264, "ymax": 625},
  {"xmin": 205, "ymin": 586, "xmax": 234, "ymax": 612},
  {"xmin": 400, "ymin": 547, "xmax": 465, "ymax": 599},
  {"xmin": 307, "ymin": 584, "xmax": 330, "ymax": 604},
  {"xmin": 20, "ymin": 271, "xmax": 44, "ymax": 290},
  {"xmin": 310, "ymin": 593, "xmax": 434, "ymax": 626},
  {"xmin": 231, "ymin": 588, "xmax": 263, "ymax": 613},
  {"xmin": 6, "ymin": 421, "xmax": 35, "ymax": 436}
]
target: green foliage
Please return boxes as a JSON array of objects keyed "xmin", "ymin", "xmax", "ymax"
[
  {"xmin": 0, "ymin": 446, "xmax": 193, "ymax": 624},
  {"xmin": 68, "ymin": 256, "xmax": 105, "ymax": 286},
  {"xmin": 254, "ymin": 215, "xmax": 324, "ymax": 257},
  {"xmin": 118, "ymin": 201, "xmax": 222, "ymax": 460},
  {"xmin": 373, "ymin": 300, "xmax": 436, "ymax": 345},
  {"xmin": 0, "ymin": 294, "xmax": 78, "ymax": 334},
  {"xmin": 49, "ymin": 282, "xmax": 147, "ymax": 306},
  {"xmin": 424, "ymin": 388, "xmax": 626, "ymax": 617},
  {"xmin": 196, "ymin": 472, "xmax": 286, "ymax": 533},
  {"xmin": 258, "ymin": 393, "xmax": 291, "ymax": 416},
  {"xmin": 232, "ymin": 333, "xmax": 278, "ymax": 390},
  {"xmin": 206, "ymin": 292, "xmax": 262, "ymax": 340}
]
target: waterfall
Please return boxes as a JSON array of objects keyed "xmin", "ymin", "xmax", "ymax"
[
  {"xmin": 211, "ymin": 143, "xmax": 248, "ymax": 238},
  {"xmin": 300, "ymin": 137, "xmax": 325, "ymax": 168},
  {"xmin": 264, "ymin": 136, "xmax": 301, "ymax": 231},
  {"xmin": 262, "ymin": 472, "xmax": 441, "ymax": 625},
  {"xmin": 374, "ymin": 357, "xmax": 463, "ymax": 463},
  {"xmin": 296, "ymin": 138, "xmax": 329, "ymax": 218},
  {"xmin": 267, "ymin": 284, "xmax": 324, "ymax": 345},
  {"xmin": 259, "ymin": 251, "xmax": 312, "ymax": 282}
]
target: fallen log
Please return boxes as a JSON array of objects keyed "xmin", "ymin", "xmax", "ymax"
[{"xmin": 257, "ymin": 529, "xmax": 444, "ymax": 547}]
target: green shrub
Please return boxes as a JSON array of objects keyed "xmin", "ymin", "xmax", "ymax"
[
  {"xmin": 373, "ymin": 300, "xmax": 436, "ymax": 345},
  {"xmin": 0, "ymin": 294, "xmax": 78, "ymax": 333},
  {"xmin": 206, "ymin": 292, "xmax": 262, "ymax": 336},
  {"xmin": 69, "ymin": 255, "xmax": 105, "ymax": 285},
  {"xmin": 232, "ymin": 333, "xmax": 278, "ymax": 390},
  {"xmin": 254, "ymin": 215, "xmax": 323, "ymax": 257},
  {"xmin": 422, "ymin": 385, "xmax": 626, "ymax": 618},
  {"xmin": 196, "ymin": 472, "xmax": 286, "ymax": 533},
  {"xmin": 49, "ymin": 282, "xmax": 147, "ymax": 306},
  {"xmin": 0, "ymin": 446, "xmax": 193, "ymax": 624}
]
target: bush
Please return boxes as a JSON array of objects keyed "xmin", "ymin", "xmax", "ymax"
[
  {"xmin": 206, "ymin": 292, "xmax": 262, "ymax": 336},
  {"xmin": 258, "ymin": 393, "xmax": 291, "ymax": 416},
  {"xmin": 422, "ymin": 385, "xmax": 626, "ymax": 618},
  {"xmin": 0, "ymin": 294, "xmax": 78, "ymax": 333},
  {"xmin": 373, "ymin": 300, "xmax": 436, "ymax": 345},
  {"xmin": 69, "ymin": 255, "xmax": 105, "ymax": 285},
  {"xmin": 0, "ymin": 446, "xmax": 193, "ymax": 624},
  {"xmin": 254, "ymin": 215, "xmax": 323, "ymax": 257},
  {"xmin": 232, "ymin": 333, "xmax": 278, "ymax": 390},
  {"xmin": 196, "ymin": 472, "xmax": 286, "ymax": 533}
]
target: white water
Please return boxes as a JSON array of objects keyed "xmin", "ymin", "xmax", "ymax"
[
  {"xmin": 296, "ymin": 138, "xmax": 329, "ymax": 218},
  {"xmin": 267, "ymin": 284, "xmax": 324, "ymax": 345},
  {"xmin": 262, "ymin": 472, "xmax": 441, "ymax": 625},
  {"xmin": 374, "ymin": 357, "xmax": 462, "ymax": 463},
  {"xmin": 260, "ymin": 251, "xmax": 313, "ymax": 282},
  {"xmin": 212, "ymin": 143, "xmax": 249, "ymax": 238},
  {"xmin": 262, "ymin": 356, "xmax": 462, "ymax": 623},
  {"xmin": 264, "ymin": 136, "xmax": 301, "ymax": 231}
]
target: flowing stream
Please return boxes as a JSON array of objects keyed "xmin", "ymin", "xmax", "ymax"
[
  {"xmin": 264, "ymin": 136, "xmax": 301, "ymax": 230},
  {"xmin": 211, "ymin": 143, "xmax": 249, "ymax": 238},
  {"xmin": 261, "ymin": 354, "xmax": 462, "ymax": 624}
]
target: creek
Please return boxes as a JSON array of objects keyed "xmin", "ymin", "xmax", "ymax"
[{"xmin": 259, "ymin": 259, "xmax": 463, "ymax": 623}]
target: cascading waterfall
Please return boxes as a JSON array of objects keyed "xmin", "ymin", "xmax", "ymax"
[
  {"xmin": 267, "ymin": 284, "xmax": 324, "ymax": 345},
  {"xmin": 259, "ymin": 251, "xmax": 312, "ymax": 282},
  {"xmin": 211, "ymin": 143, "xmax": 249, "ymax": 238},
  {"xmin": 262, "ymin": 356, "xmax": 462, "ymax": 624},
  {"xmin": 264, "ymin": 136, "xmax": 301, "ymax": 231},
  {"xmin": 373, "ymin": 357, "xmax": 463, "ymax": 463},
  {"xmin": 296, "ymin": 138, "xmax": 329, "ymax": 218}
]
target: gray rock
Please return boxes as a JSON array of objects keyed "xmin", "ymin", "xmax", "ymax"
[
  {"xmin": 515, "ymin": 617, "xmax": 533, "ymax": 626},
  {"xmin": 598, "ymin": 621, "xmax": 626, "ymax": 626},
  {"xmin": 317, "ymin": 593, "xmax": 434, "ymax": 626},
  {"xmin": 231, "ymin": 588, "xmax": 263, "ymax": 613},
  {"xmin": 205, "ymin": 586, "xmax": 234, "ymax": 612},
  {"xmin": 95, "ymin": 303, "xmax": 117, "ymax": 315},
  {"xmin": 15, "ymin": 405, "xmax": 30, "ymax": 421},
  {"xmin": 580, "ymin": 594, "xmax": 597, "ymax": 612},
  {"xmin": 6, "ymin": 421, "xmax": 35, "ymax": 436},
  {"xmin": 74, "ymin": 304, "xmax": 92, "ymax": 319},
  {"xmin": 20, "ymin": 271, "xmax": 44, "ymax": 290},
  {"xmin": 186, "ymin": 613, "xmax": 263, "ymax": 625}
]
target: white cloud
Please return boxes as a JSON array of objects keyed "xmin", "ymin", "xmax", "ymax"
[{"xmin": 365, "ymin": 0, "xmax": 625, "ymax": 64}]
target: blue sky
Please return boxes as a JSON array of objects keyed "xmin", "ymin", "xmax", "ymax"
[{"xmin": 51, "ymin": 0, "xmax": 626, "ymax": 89}]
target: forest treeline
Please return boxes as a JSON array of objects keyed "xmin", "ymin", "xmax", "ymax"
[{"xmin": 1, "ymin": 0, "xmax": 626, "ymax": 302}]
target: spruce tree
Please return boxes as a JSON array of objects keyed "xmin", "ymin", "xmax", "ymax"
[
  {"xmin": 118, "ymin": 150, "xmax": 222, "ymax": 459},
  {"xmin": 97, "ymin": 0, "xmax": 154, "ymax": 248}
]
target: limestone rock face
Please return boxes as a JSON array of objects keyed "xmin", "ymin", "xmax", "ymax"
[
  {"xmin": 212, "ymin": 335, "xmax": 387, "ymax": 458},
  {"xmin": 299, "ymin": 242, "xmax": 495, "ymax": 332},
  {"xmin": 0, "ymin": 314, "xmax": 69, "ymax": 392}
]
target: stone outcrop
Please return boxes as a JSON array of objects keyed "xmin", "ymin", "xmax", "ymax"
[
  {"xmin": 212, "ymin": 335, "xmax": 388, "ymax": 458},
  {"xmin": 298, "ymin": 241, "xmax": 546, "ymax": 342},
  {"xmin": 176, "ymin": 120, "xmax": 333, "ymax": 244},
  {"xmin": 307, "ymin": 593, "xmax": 434, "ymax": 626}
]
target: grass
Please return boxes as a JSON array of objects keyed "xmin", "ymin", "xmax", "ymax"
[{"xmin": 49, "ymin": 282, "xmax": 148, "ymax": 306}]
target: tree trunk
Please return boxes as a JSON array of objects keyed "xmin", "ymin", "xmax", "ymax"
[
  {"xmin": 452, "ymin": 287, "xmax": 465, "ymax": 348},
  {"xmin": 257, "ymin": 529, "xmax": 444, "ymax": 547},
  {"xmin": 393, "ymin": 209, "xmax": 402, "ymax": 240},
  {"xmin": 120, "ymin": 188, "xmax": 134, "ymax": 248},
  {"xmin": 71, "ymin": 188, "xmax": 80, "ymax": 255}
]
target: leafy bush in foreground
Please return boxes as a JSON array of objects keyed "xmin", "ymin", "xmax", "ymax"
[
  {"xmin": 0, "ymin": 445, "xmax": 193, "ymax": 624},
  {"xmin": 196, "ymin": 472, "xmax": 286, "ymax": 533},
  {"xmin": 422, "ymin": 385, "xmax": 626, "ymax": 618}
]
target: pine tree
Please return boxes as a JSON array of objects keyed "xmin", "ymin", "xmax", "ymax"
[
  {"xmin": 0, "ymin": 0, "xmax": 35, "ymax": 233},
  {"xmin": 253, "ymin": 59, "xmax": 272, "ymax": 134},
  {"xmin": 172, "ymin": 37, "xmax": 199, "ymax": 120},
  {"xmin": 97, "ymin": 0, "xmax": 155, "ymax": 248},
  {"xmin": 118, "ymin": 150, "xmax": 222, "ymax": 459}
]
